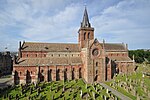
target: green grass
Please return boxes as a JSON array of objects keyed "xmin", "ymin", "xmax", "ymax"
[
  {"xmin": 0, "ymin": 79, "xmax": 119, "ymax": 100},
  {"xmin": 105, "ymin": 64, "xmax": 150, "ymax": 100}
]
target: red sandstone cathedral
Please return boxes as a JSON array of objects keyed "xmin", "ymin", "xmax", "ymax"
[{"xmin": 13, "ymin": 8, "xmax": 135, "ymax": 84}]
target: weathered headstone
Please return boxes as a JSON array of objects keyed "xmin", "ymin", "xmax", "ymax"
[
  {"xmin": 92, "ymin": 91, "xmax": 95, "ymax": 100},
  {"xmin": 80, "ymin": 90, "xmax": 82, "ymax": 98},
  {"xmin": 106, "ymin": 88, "xmax": 109, "ymax": 93}
]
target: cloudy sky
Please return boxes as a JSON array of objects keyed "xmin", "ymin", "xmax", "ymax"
[{"xmin": 0, "ymin": 0, "xmax": 150, "ymax": 51}]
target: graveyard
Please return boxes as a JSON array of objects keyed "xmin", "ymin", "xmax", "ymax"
[
  {"xmin": 0, "ymin": 64, "xmax": 149, "ymax": 100},
  {"xmin": 0, "ymin": 79, "xmax": 120, "ymax": 100},
  {"xmin": 105, "ymin": 64, "xmax": 150, "ymax": 100}
]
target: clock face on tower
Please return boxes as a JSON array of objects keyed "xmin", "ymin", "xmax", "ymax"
[{"xmin": 92, "ymin": 49, "xmax": 99, "ymax": 56}]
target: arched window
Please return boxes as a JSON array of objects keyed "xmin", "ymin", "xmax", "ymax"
[
  {"xmin": 96, "ymin": 62, "xmax": 98, "ymax": 67},
  {"xmin": 96, "ymin": 70, "xmax": 98, "ymax": 74},
  {"xmin": 27, "ymin": 54, "xmax": 28, "ymax": 57},
  {"xmin": 84, "ymin": 32, "xmax": 86, "ymax": 40},
  {"xmin": 41, "ymin": 69, "xmax": 44, "ymax": 73},
  {"xmin": 88, "ymin": 32, "xmax": 90, "ymax": 39},
  {"xmin": 20, "ymin": 72, "xmax": 22, "ymax": 75}
]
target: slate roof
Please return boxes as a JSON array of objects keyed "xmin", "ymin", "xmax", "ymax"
[
  {"xmin": 109, "ymin": 56, "xmax": 132, "ymax": 62},
  {"xmin": 21, "ymin": 42, "xmax": 80, "ymax": 52},
  {"xmin": 104, "ymin": 43, "xmax": 126, "ymax": 51},
  {"xmin": 81, "ymin": 7, "xmax": 91, "ymax": 28},
  {"xmin": 14, "ymin": 57, "xmax": 82, "ymax": 66},
  {"xmin": 88, "ymin": 39, "xmax": 126, "ymax": 51}
]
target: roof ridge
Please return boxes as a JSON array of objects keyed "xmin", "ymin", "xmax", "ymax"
[
  {"xmin": 25, "ymin": 42, "xmax": 78, "ymax": 45},
  {"xmin": 104, "ymin": 43, "xmax": 124, "ymax": 45}
]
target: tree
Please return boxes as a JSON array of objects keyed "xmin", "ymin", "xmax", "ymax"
[{"xmin": 129, "ymin": 50, "xmax": 150, "ymax": 63}]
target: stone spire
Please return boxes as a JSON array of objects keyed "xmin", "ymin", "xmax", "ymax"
[{"xmin": 81, "ymin": 7, "xmax": 91, "ymax": 28}]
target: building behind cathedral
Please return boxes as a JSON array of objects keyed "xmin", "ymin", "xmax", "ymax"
[
  {"xmin": 0, "ymin": 51, "xmax": 12, "ymax": 77},
  {"xmin": 13, "ymin": 8, "xmax": 135, "ymax": 84}
]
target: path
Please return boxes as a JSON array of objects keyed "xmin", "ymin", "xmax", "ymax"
[
  {"xmin": 99, "ymin": 83, "xmax": 132, "ymax": 100},
  {"xmin": 0, "ymin": 77, "xmax": 13, "ymax": 89}
]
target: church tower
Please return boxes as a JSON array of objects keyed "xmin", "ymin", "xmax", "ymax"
[{"xmin": 78, "ymin": 7, "xmax": 94, "ymax": 48}]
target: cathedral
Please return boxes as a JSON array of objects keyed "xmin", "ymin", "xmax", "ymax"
[{"xmin": 13, "ymin": 8, "xmax": 135, "ymax": 84}]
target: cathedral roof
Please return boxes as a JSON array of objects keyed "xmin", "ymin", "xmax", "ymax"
[
  {"xmin": 88, "ymin": 39, "xmax": 126, "ymax": 51},
  {"xmin": 81, "ymin": 7, "xmax": 91, "ymax": 28},
  {"xmin": 104, "ymin": 43, "xmax": 126, "ymax": 51},
  {"xmin": 109, "ymin": 56, "xmax": 132, "ymax": 62},
  {"xmin": 21, "ymin": 42, "xmax": 80, "ymax": 52},
  {"xmin": 14, "ymin": 57, "xmax": 82, "ymax": 66}
]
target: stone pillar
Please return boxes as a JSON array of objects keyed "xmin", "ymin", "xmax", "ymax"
[
  {"xmin": 52, "ymin": 66, "xmax": 56, "ymax": 81},
  {"xmin": 68, "ymin": 65, "xmax": 72, "ymax": 80},
  {"xmin": 35, "ymin": 66, "xmax": 39, "ymax": 83},
  {"xmin": 61, "ymin": 69, "xmax": 64, "ymax": 80},
  {"xmin": 76, "ymin": 68, "xmax": 79, "ymax": 79},
  {"xmin": 44, "ymin": 66, "xmax": 48, "ymax": 82}
]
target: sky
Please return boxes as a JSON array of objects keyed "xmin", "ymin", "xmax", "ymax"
[{"xmin": 0, "ymin": 0, "xmax": 150, "ymax": 51}]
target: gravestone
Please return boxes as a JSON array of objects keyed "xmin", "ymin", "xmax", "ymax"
[
  {"xmin": 80, "ymin": 90, "xmax": 82, "ymax": 98},
  {"xmin": 92, "ymin": 91, "xmax": 95, "ymax": 100},
  {"xmin": 106, "ymin": 88, "xmax": 109, "ymax": 93},
  {"xmin": 136, "ymin": 95, "xmax": 141, "ymax": 100},
  {"xmin": 143, "ymin": 86, "xmax": 147, "ymax": 93},
  {"xmin": 148, "ymin": 90, "xmax": 150, "ymax": 98}
]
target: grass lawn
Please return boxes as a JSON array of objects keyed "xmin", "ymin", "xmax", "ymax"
[
  {"xmin": 0, "ymin": 79, "xmax": 119, "ymax": 100},
  {"xmin": 105, "ymin": 64, "xmax": 150, "ymax": 100}
]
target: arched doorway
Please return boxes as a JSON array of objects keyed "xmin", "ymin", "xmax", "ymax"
[
  {"xmin": 14, "ymin": 71, "xmax": 20, "ymax": 85},
  {"xmin": 48, "ymin": 69, "xmax": 52, "ymax": 82},
  {"xmin": 64, "ymin": 68, "xmax": 67, "ymax": 81},
  {"xmin": 79, "ymin": 68, "xmax": 82, "ymax": 78},
  {"xmin": 26, "ymin": 70, "xmax": 31, "ymax": 84},
  {"xmin": 56, "ymin": 69, "xmax": 60, "ymax": 81},
  {"xmin": 94, "ymin": 70, "xmax": 98, "ymax": 81},
  {"xmin": 39, "ymin": 69, "xmax": 44, "ymax": 82},
  {"xmin": 72, "ymin": 68, "xmax": 75, "ymax": 80}
]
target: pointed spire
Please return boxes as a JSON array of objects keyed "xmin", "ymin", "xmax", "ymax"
[{"xmin": 81, "ymin": 7, "xmax": 91, "ymax": 28}]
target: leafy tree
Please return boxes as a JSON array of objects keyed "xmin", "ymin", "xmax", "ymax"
[{"xmin": 129, "ymin": 50, "xmax": 150, "ymax": 63}]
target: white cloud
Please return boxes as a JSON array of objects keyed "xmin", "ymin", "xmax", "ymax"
[
  {"xmin": 20, "ymin": 5, "xmax": 81, "ymax": 41},
  {"xmin": 91, "ymin": 0, "xmax": 150, "ymax": 49},
  {"xmin": 0, "ymin": 0, "xmax": 150, "ymax": 51}
]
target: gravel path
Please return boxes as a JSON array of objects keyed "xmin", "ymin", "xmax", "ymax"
[{"xmin": 100, "ymin": 83, "xmax": 132, "ymax": 100}]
